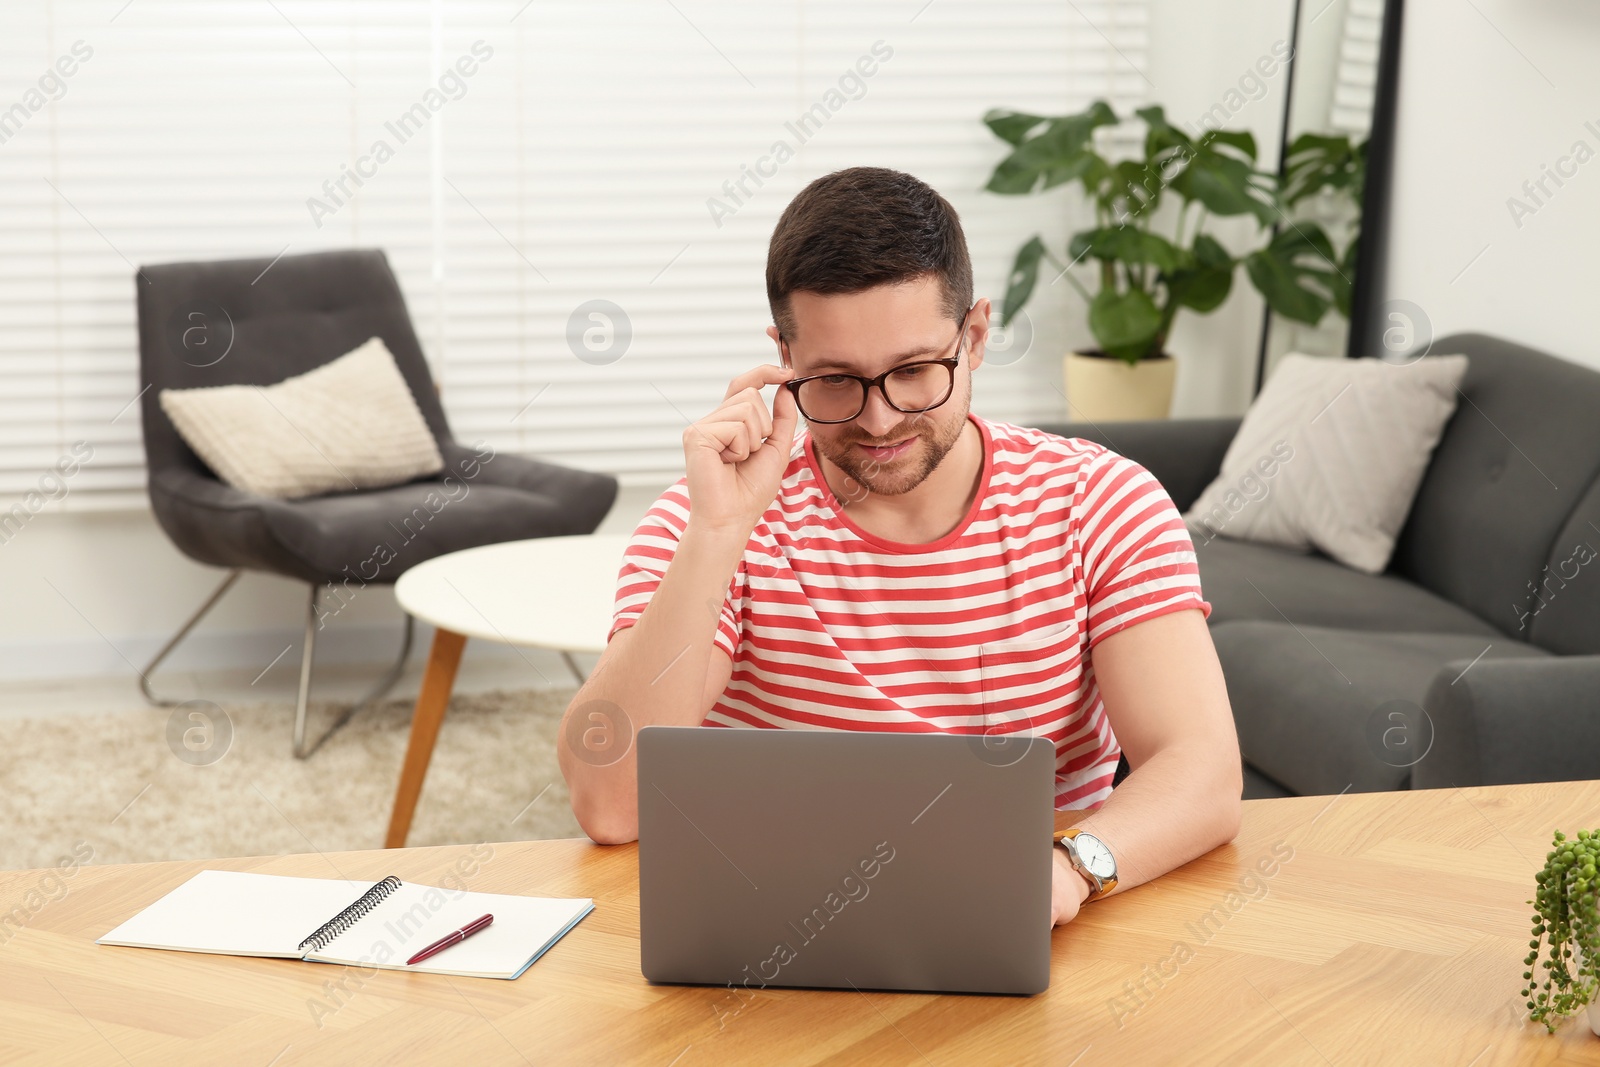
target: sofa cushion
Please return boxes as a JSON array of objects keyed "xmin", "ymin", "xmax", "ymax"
[
  {"xmin": 1186, "ymin": 353, "xmax": 1468, "ymax": 574},
  {"xmin": 1195, "ymin": 536, "xmax": 1501, "ymax": 637},
  {"xmin": 1212, "ymin": 620, "xmax": 1548, "ymax": 796},
  {"xmin": 259, "ymin": 480, "xmax": 594, "ymax": 584},
  {"xmin": 1390, "ymin": 335, "xmax": 1600, "ymax": 649}
]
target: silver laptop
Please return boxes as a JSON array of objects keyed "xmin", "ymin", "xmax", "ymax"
[{"xmin": 637, "ymin": 726, "xmax": 1055, "ymax": 995}]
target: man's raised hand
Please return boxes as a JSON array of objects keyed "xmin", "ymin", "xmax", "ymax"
[{"xmin": 682, "ymin": 365, "xmax": 799, "ymax": 537}]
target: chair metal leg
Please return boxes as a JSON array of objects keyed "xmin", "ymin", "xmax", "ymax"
[
  {"xmin": 561, "ymin": 650, "xmax": 587, "ymax": 686},
  {"xmin": 138, "ymin": 569, "xmax": 244, "ymax": 707},
  {"xmin": 141, "ymin": 571, "xmax": 410, "ymax": 758},
  {"xmin": 291, "ymin": 585, "xmax": 319, "ymax": 756},
  {"xmin": 292, "ymin": 586, "xmax": 415, "ymax": 760}
]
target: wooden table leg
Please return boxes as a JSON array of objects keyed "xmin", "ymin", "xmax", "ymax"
[{"xmin": 385, "ymin": 627, "xmax": 467, "ymax": 849}]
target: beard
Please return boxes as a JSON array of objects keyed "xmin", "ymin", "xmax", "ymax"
[{"xmin": 811, "ymin": 384, "xmax": 971, "ymax": 498}]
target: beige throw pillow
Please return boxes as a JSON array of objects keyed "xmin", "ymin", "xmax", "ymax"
[
  {"xmin": 160, "ymin": 336, "xmax": 444, "ymax": 500},
  {"xmin": 1185, "ymin": 353, "xmax": 1469, "ymax": 574}
]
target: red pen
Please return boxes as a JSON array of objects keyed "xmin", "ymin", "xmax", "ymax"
[{"xmin": 406, "ymin": 913, "xmax": 494, "ymax": 966}]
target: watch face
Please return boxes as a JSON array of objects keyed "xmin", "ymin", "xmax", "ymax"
[{"xmin": 1077, "ymin": 834, "xmax": 1116, "ymax": 879}]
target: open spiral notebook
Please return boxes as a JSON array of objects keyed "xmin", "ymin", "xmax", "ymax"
[{"xmin": 97, "ymin": 870, "xmax": 593, "ymax": 980}]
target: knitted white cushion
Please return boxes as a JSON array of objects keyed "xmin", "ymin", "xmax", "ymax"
[
  {"xmin": 160, "ymin": 336, "xmax": 444, "ymax": 500},
  {"xmin": 1185, "ymin": 353, "xmax": 1469, "ymax": 574}
]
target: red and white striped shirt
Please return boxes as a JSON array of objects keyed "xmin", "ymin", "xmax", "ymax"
[{"xmin": 610, "ymin": 413, "xmax": 1209, "ymax": 809}]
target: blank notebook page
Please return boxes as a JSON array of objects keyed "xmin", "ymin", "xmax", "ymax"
[
  {"xmin": 97, "ymin": 870, "xmax": 380, "ymax": 958},
  {"xmin": 308, "ymin": 882, "xmax": 594, "ymax": 979}
]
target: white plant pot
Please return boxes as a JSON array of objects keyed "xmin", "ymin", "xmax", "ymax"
[
  {"xmin": 1573, "ymin": 940, "xmax": 1600, "ymax": 1036},
  {"xmin": 1063, "ymin": 350, "xmax": 1175, "ymax": 422}
]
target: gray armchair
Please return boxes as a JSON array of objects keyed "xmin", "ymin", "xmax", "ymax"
[
  {"xmin": 135, "ymin": 249, "xmax": 618, "ymax": 757},
  {"xmin": 1034, "ymin": 333, "xmax": 1600, "ymax": 797}
]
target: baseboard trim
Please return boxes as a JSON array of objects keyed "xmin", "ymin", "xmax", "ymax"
[{"xmin": 0, "ymin": 619, "xmax": 552, "ymax": 684}]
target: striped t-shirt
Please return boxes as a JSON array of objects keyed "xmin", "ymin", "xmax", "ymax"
[{"xmin": 610, "ymin": 413, "xmax": 1209, "ymax": 809}]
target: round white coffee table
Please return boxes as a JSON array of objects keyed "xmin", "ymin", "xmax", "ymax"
[{"xmin": 385, "ymin": 534, "xmax": 630, "ymax": 847}]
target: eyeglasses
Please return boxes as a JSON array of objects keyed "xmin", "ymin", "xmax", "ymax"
[{"xmin": 780, "ymin": 306, "xmax": 973, "ymax": 425}]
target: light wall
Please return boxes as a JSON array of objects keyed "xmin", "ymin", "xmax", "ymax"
[
  {"xmin": 0, "ymin": 485, "xmax": 670, "ymax": 687},
  {"xmin": 0, "ymin": 0, "xmax": 1295, "ymax": 683},
  {"xmin": 1380, "ymin": 0, "xmax": 1600, "ymax": 369}
]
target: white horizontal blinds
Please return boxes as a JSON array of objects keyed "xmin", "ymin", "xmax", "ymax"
[
  {"xmin": 1330, "ymin": 0, "xmax": 1384, "ymax": 135},
  {"xmin": 0, "ymin": 1, "xmax": 435, "ymax": 508},
  {"xmin": 780, "ymin": 1, "xmax": 1152, "ymax": 447},
  {"xmin": 432, "ymin": 2, "xmax": 808, "ymax": 476},
  {"xmin": 0, "ymin": 5, "xmax": 101, "ymax": 501},
  {"xmin": 436, "ymin": 0, "xmax": 1150, "ymax": 481},
  {"xmin": 0, "ymin": 0, "xmax": 1148, "ymax": 503}
]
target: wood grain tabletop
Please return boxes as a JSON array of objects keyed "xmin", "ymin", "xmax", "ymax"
[{"xmin": 3, "ymin": 781, "xmax": 1598, "ymax": 1065}]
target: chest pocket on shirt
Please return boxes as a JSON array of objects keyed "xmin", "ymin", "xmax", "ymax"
[{"xmin": 976, "ymin": 624, "xmax": 1082, "ymax": 734}]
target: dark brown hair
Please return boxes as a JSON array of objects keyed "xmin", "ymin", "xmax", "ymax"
[{"xmin": 766, "ymin": 167, "xmax": 973, "ymax": 341}]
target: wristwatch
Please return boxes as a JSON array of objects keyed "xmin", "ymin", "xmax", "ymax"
[{"xmin": 1055, "ymin": 828, "xmax": 1118, "ymax": 901}]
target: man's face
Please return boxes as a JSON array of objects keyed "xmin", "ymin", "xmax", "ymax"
[{"xmin": 774, "ymin": 277, "xmax": 985, "ymax": 497}]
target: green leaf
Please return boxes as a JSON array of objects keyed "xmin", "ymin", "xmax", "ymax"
[
  {"xmin": 1088, "ymin": 287, "xmax": 1163, "ymax": 364},
  {"xmin": 983, "ymin": 108, "xmax": 1048, "ymax": 147},
  {"xmin": 1068, "ymin": 226, "xmax": 1179, "ymax": 273},
  {"xmin": 1193, "ymin": 232, "xmax": 1233, "ymax": 268},
  {"xmin": 1107, "ymin": 159, "xmax": 1165, "ymax": 220},
  {"xmin": 1166, "ymin": 234, "xmax": 1234, "ymax": 312},
  {"xmin": 985, "ymin": 155, "xmax": 1053, "ymax": 195},
  {"xmin": 1002, "ymin": 235, "xmax": 1047, "ymax": 324},
  {"xmin": 1199, "ymin": 128, "xmax": 1258, "ymax": 163},
  {"xmin": 1041, "ymin": 153, "xmax": 1106, "ymax": 191},
  {"xmin": 1280, "ymin": 132, "xmax": 1361, "ymax": 208},
  {"xmin": 1244, "ymin": 256, "xmax": 1323, "ymax": 324},
  {"xmin": 1245, "ymin": 225, "xmax": 1341, "ymax": 325},
  {"xmin": 983, "ymin": 100, "xmax": 1118, "ymax": 196},
  {"xmin": 1286, "ymin": 131, "xmax": 1349, "ymax": 155},
  {"xmin": 1135, "ymin": 105, "xmax": 1195, "ymax": 158},
  {"xmin": 1351, "ymin": 138, "xmax": 1369, "ymax": 208},
  {"xmin": 1332, "ymin": 234, "xmax": 1360, "ymax": 318},
  {"xmin": 1173, "ymin": 152, "xmax": 1276, "ymax": 224}
]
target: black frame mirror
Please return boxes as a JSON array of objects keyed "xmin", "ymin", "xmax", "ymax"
[{"xmin": 1254, "ymin": 0, "xmax": 1408, "ymax": 393}]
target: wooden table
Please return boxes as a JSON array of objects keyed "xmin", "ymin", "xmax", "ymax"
[
  {"xmin": 385, "ymin": 534, "xmax": 628, "ymax": 849},
  {"xmin": 4, "ymin": 782, "xmax": 1598, "ymax": 1065}
]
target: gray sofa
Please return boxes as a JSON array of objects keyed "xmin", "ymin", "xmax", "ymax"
[{"xmin": 1035, "ymin": 333, "xmax": 1600, "ymax": 799}]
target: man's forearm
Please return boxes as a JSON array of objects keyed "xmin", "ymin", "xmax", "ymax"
[
  {"xmin": 1073, "ymin": 738, "xmax": 1242, "ymax": 895},
  {"xmin": 1069, "ymin": 609, "xmax": 1243, "ymax": 898},
  {"xmin": 560, "ymin": 522, "xmax": 747, "ymax": 842}
]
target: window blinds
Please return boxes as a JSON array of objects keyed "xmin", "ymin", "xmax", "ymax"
[
  {"xmin": 1329, "ymin": 0, "xmax": 1383, "ymax": 135},
  {"xmin": 0, "ymin": 0, "xmax": 1148, "ymax": 506}
]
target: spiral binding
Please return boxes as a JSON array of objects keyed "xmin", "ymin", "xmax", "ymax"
[{"xmin": 297, "ymin": 875, "xmax": 403, "ymax": 953}]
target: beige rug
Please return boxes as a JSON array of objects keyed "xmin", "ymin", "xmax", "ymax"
[{"xmin": 0, "ymin": 687, "xmax": 585, "ymax": 872}]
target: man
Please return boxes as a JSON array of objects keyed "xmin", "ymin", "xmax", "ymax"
[{"xmin": 559, "ymin": 167, "xmax": 1242, "ymax": 926}]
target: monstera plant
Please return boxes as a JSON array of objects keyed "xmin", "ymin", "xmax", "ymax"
[
  {"xmin": 984, "ymin": 100, "xmax": 1354, "ymax": 366},
  {"xmin": 1264, "ymin": 130, "xmax": 1367, "ymax": 322}
]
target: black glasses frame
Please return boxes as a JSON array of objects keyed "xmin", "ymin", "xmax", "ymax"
[{"xmin": 780, "ymin": 307, "xmax": 974, "ymax": 425}]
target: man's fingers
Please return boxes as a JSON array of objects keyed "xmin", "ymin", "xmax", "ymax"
[
  {"xmin": 752, "ymin": 392, "xmax": 774, "ymax": 439},
  {"xmin": 741, "ymin": 391, "xmax": 774, "ymax": 440},
  {"xmin": 767, "ymin": 382, "xmax": 799, "ymax": 453},
  {"xmin": 691, "ymin": 364, "xmax": 795, "ymax": 468},
  {"xmin": 711, "ymin": 391, "xmax": 772, "ymax": 441},
  {"xmin": 700, "ymin": 390, "xmax": 775, "ymax": 454},
  {"xmin": 722, "ymin": 363, "xmax": 795, "ymax": 401},
  {"xmin": 733, "ymin": 404, "xmax": 768, "ymax": 458},
  {"xmin": 684, "ymin": 420, "xmax": 752, "ymax": 459}
]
